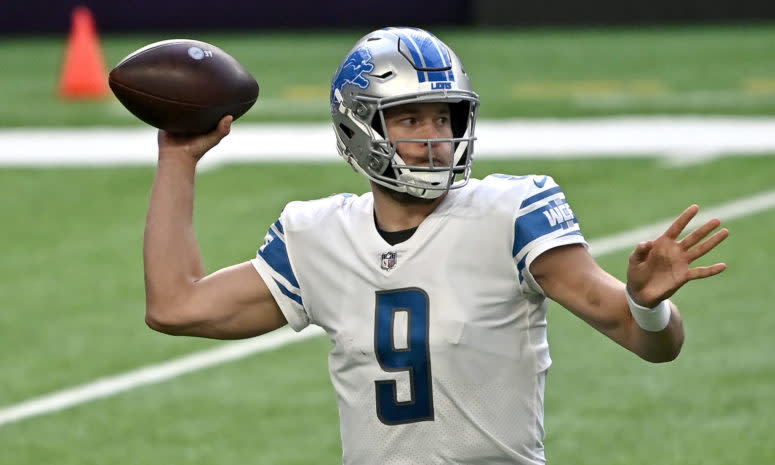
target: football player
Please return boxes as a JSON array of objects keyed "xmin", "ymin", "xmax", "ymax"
[{"xmin": 143, "ymin": 27, "xmax": 729, "ymax": 464}]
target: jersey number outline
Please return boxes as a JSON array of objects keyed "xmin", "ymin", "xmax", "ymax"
[{"xmin": 374, "ymin": 288, "xmax": 435, "ymax": 425}]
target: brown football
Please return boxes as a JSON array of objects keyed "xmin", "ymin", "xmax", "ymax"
[{"xmin": 109, "ymin": 39, "xmax": 259, "ymax": 134}]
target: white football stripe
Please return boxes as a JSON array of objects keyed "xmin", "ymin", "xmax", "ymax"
[{"xmin": 1, "ymin": 117, "xmax": 775, "ymax": 169}]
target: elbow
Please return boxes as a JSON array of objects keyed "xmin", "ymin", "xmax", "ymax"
[
  {"xmin": 145, "ymin": 306, "xmax": 175, "ymax": 334},
  {"xmin": 145, "ymin": 309, "xmax": 170, "ymax": 334},
  {"xmin": 144, "ymin": 281, "xmax": 199, "ymax": 335},
  {"xmin": 667, "ymin": 334, "xmax": 685, "ymax": 362},
  {"xmin": 643, "ymin": 347, "xmax": 681, "ymax": 364},
  {"xmin": 635, "ymin": 305, "xmax": 685, "ymax": 363},
  {"xmin": 665, "ymin": 334, "xmax": 685, "ymax": 363},
  {"xmin": 145, "ymin": 302, "xmax": 191, "ymax": 335},
  {"xmin": 641, "ymin": 333, "xmax": 684, "ymax": 364}
]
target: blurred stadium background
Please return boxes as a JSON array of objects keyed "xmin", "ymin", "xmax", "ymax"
[{"xmin": 1, "ymin": 1, "xmax": 774, "ymax": 464}]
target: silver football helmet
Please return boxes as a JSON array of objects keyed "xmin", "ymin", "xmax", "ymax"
[{"xmin": 330, "ymin": 27, "xmax": 479, "ymax": 199}]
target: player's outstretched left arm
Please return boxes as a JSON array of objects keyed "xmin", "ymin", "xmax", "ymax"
[{"xmin": 531, "ymin": 204, "xmax": 729, "ymax": 362}]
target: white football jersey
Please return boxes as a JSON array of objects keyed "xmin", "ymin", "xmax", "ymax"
[{"xmin": 251, "ymin": 174, "xmax": 587, "ymax": 465}]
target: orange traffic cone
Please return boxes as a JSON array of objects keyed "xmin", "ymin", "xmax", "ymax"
[{"xmin": 58, "ymin": 6, "xmax": 110, "ymax": 99}]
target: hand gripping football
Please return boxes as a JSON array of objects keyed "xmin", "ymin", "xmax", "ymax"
[{"xmin": 109, "ymin": 39, "xmax": 259, "ymax": 134}]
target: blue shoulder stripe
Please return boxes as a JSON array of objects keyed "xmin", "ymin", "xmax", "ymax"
[
  {"xmin": 513, "ymin": 200, "xmax": 579, "ymax": 257},
  {"xmin": 560, "ymin": 230, "xmax": 584, "ymax": 240},
  {"xmin": 272, "ymin": 219, "xmax": 284, "ymax": 235},
  {"xmin": 274, "ymin": 279, "xmax": 303, "ymax": 307},
  {"xmin": 520, "ymin": 186, "xmax": 563, "ymax": 210},
  {"xmin": 258, "ymin": 227, "xmax": 299, "ymax": 288}
]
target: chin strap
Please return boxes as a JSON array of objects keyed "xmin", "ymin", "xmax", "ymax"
[{"xmin": 397, "ymin": 171, "xmax": 449, "ymax": 199}]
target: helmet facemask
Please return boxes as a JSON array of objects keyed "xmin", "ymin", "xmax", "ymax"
[{"xmin": 370, "ymin": 95, "xmax": 477, "ymax": 199}]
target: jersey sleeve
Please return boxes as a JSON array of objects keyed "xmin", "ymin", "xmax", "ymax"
[
  {"xmin": 511, "ymin": 175, "xmax": 588, "ymax": 295},
  {"xmin": 251, "ymin": 217, "xmax": 310, "ymax": 331}
]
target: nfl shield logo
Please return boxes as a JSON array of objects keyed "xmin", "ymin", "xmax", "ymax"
[{"xmin": 380, "ymin": 252, "xmax": 397, "ymax": 271}]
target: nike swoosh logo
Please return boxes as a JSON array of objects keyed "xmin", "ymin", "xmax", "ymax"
[{"xmin": 533, "ymin": 176, "xmax": 548, "ymax": 188}]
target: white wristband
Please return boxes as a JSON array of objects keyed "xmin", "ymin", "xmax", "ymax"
[{"xmin": 625, "ymin": 288, "xmax": 671, "ymax": 332}]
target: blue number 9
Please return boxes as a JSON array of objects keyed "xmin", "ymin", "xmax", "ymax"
[{"xmin": 374, "ymin": 288, "xmax": 434, "ymax": 425}]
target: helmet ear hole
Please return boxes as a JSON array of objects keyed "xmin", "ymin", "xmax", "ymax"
[
  {"xmin": 449, "ymin": 101, "xmax": 470, "ymax": 139},
  {"xmin": 339, "ymin": 123, "xmax": 355, "ymax": 139},
  {"xmin": 370, "ymin": 116, "xmax": 384, "ymax": 137}
]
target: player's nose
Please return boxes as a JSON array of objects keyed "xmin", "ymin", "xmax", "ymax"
[{"xmin": 418, "ymin": 120, "xmax": 443, "ymax": 141}]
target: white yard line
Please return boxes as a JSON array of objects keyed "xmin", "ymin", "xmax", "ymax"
[
  {"xmin": 588, "ymin": 190, "xmax": 775, "ymax": 256},
  {"xmin": 1, "ymin": 189, "xmax": 773, "ymax": 427},
  {"xmin": 2, "ymin": 117, "xmax": 775, "ymax": 169},
  {"xmin": 0, "ymin": 326, "xmax": 325, "ymax": 427}
]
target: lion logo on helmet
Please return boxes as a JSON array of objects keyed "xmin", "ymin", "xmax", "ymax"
[{"xmin": 331, "ymin": 48, "xmax": 374, "ymax": 114}]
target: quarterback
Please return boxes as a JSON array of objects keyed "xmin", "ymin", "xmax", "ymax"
[{"xmin": 143, "ymin": 27, "xmax": 729, "ymax": 464}]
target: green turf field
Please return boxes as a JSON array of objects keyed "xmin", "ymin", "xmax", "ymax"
[
  {"xmin": 2, "ymin": 23, "xmax": 775, "ymax": 127},
  {"xmin": 1, "ymin": 23, "xmax": 774, "ymax": 465},
  {"xmin": 1, "ymin": 156, "xmax": 774, "ymax": 464}
]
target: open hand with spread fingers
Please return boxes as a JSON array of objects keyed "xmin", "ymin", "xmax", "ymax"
[{"xmin": 626, "ymin": 204, "xmax": 730, "ymax": 308}]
